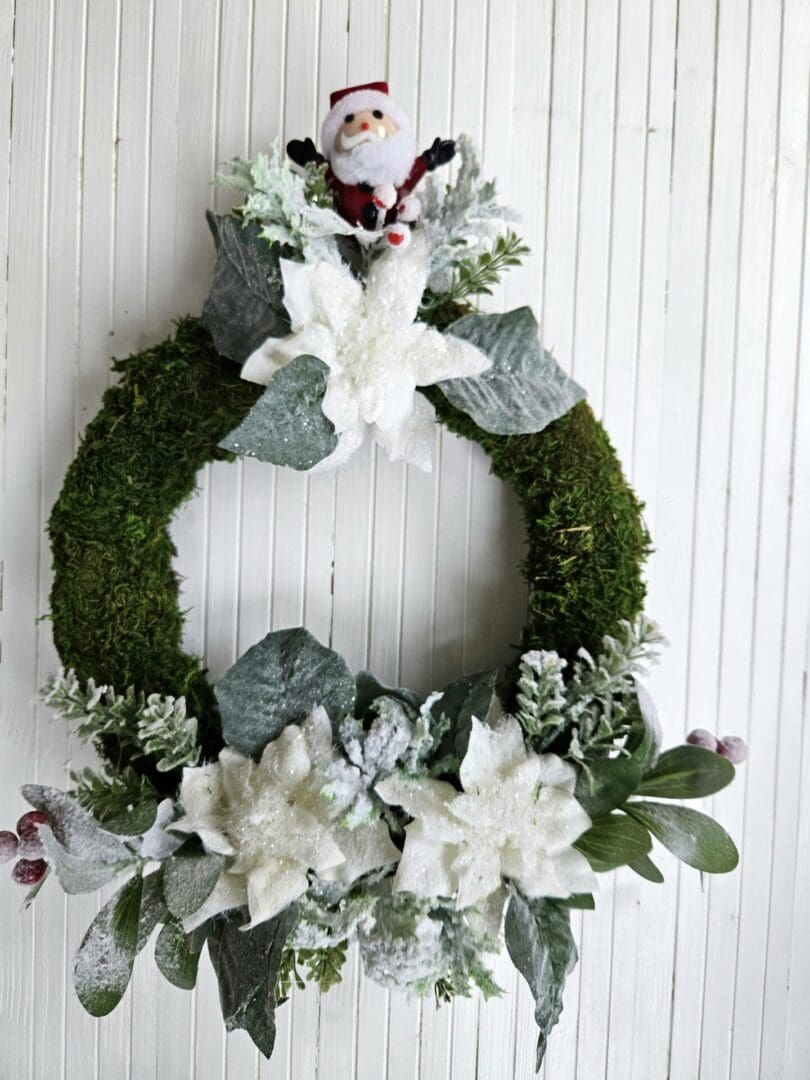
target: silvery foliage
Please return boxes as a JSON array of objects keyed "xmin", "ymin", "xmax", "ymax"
[
  {"xmin": 420, "ymin": 133, "xmax": 520, "ymax": 292},
  {"xmin": 217, "ymin": 141, "xmax": 363, "ymax": 265},
  {"xmin": 320, "ymin": 692, "xmax": 445, "ymax": 828},
  {"xmin": 42, "ymin": 669, "xmax": 200, "ymax": 773},
  {"xmin": 516, "ymin": 614, "xmax": 667, "ymax": 759},
  {"xmin": 288, "ymin": 890, "xmax": 379, "ymax": 951}
]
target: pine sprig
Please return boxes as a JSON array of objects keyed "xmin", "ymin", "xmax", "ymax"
[
  {"xmin": 419, "ymin": 230, "xmax": 530, "ymax": 321},
  {"xmin": 276, "ymin": 943, "xmax": 347, "ymax": 1003}
]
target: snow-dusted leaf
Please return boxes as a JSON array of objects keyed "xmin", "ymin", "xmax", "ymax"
[
  {"xmin": 440, "ymin": 307, "xmax": 585, "ymax": 435},
  {"xmin": 155, "ymin": 920, "xmax": 204, "ymax": 990},
  {"xmin": 216, "ymin": 628, "xmax": 355, "ymax": 756},
  {"xmin": 201, "ymin": 213, "xmax": 290, "ymax": 364},
  {"xmin": 73, "ymin": 874, "xmax": 143, "ymax": 1017},
  {"xmin": 430, "ymin": 669, "xmax": 498, "ymax": 763},
  {"xmin": 354, "ymin": 672, "xmax": 423, "ymax": 716},
  {"xmin": 208, "ymin": 906, "xmax": 298, "ymax": 1058},
  {"xmin": 625, "ymin": 802, "xmax": 739, "ymax": 873},
  {"xmin": 136, "ymin": 870, "xmax": 169, "ymax": 952},
  {"xmin": 39, "ymin": 825, "xmax": 135, "ymax": 895},
  {"xmin": 22, "ymin": 785, "xmax": 134, "ymax": 862},
  {"xmin": 163, "ymin": 847, "xmax": 226, "ymax": 920},
  {"xmin": 505, "ymin": 891, "xmax": 578, "ymax": 1071},
  {"xmin": 219, "ymin": 354, "xmax": 338, "ymax": 470}
]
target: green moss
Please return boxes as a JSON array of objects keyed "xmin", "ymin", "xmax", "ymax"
[
  {"xmin": 48, "ymin": 318, "xmax": 261, "ymax": 771},
  {"xmin": 424, "ymin": 390, "xmax": 651, "ymax": 663},
  {"xmin": 48, "ymin": 317, "xmax": 649, "ymax": 786}
]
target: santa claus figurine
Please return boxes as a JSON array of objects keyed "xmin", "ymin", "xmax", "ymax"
[{"xmin": 287, "ymin": 81, "xmax": 455, "ymax": 248}]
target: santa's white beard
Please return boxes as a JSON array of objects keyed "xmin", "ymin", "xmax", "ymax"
[{"xmin": 329, "ymin": 128, "xmax": 418, "ymax": 188}]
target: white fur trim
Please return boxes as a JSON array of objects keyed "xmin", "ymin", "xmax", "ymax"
[{"xmin": 321, "ymin": 89, "xmax": 411, "ymax": 158}]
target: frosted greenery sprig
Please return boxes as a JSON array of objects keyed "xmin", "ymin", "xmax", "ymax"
[
  {"xmin": 516, "ymin": 615, "xmax": 666, "ymax": 760},
  {"xmin": 41, "ymin": 669, "xmax": 200, "ymax": 773},
  {"xmin": 216, "ymin": 140, "xmax": 360, "ymax": 262},
  {"xmin": 420, "ymin": 133, "xmax": 522, "ymax": 293}
]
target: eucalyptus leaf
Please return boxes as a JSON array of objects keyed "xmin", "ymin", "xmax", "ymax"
[
  {"xmin": 440, "ymin": 307, "xmax": 585, "ymax": 435},
  {"xmin": 628, "ymin": 852, "xmax": 665, "ymax": 884},
  {"xmin": 73, "ymin": 874, "xmax": 143, "ymax": 1017},
  {"xmin": 574, "ymin": 757, "xmax": 642, "ymax": 819},
  {"xmin": 219, "ymin": 354, "xmax": 338, "ymax": 470},
  {"xmin": 574, "ymin": 813, "xmax": 652, "ymax": 872},
  {"xmin": 431, "ymin": 669, "xmax": 499, "ymax": 764},
  {"xmin": 207, "ymin": 905, "xmax": 298, "ymax": 1058},
  {"xmin": 163, "ymin": 847, "xmax": 226, "ymax": 921},
  {"xmin": 504, "ymin": 891, "xmax": 578, "ymax": 1071},
  {"xmin": 354, "ymin": 671, "xmax": 423, "ymax": 716},
  {"xmin": 637, "ymin": 745, "xmax": 734, "ymax": 800},
  {"xmin": 201, "ymin": 212, "xmax": 289, "ymax": 364},
  {"xmin": 557, "ymin": 893, "xmax": 596, "ymax": 910},
  {"xmin": 216, "ymin": 627, "xmax": 356, "ymax": 756},
  {"xmin": 625, "ymin": 801, "xmax": 739, "ymax": 874},
  {"xmin": 155, "ymin": 919, "xmax": 203, "ymax": 990}
]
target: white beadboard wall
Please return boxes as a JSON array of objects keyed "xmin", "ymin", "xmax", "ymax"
[{"xmin": 0, "ymin": 1, "xmax": 808, "ymax": 1078}]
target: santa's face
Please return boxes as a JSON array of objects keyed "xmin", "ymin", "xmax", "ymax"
[{"xmin": 336, "ymin": 108, "xmax": 398, "ymax": 152}]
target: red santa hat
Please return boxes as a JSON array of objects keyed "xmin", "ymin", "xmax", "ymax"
[{"xmin": 320, "ymin": 81, "xmax": 412, "ymax": 156}]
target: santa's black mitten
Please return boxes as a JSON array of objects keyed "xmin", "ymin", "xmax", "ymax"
[
  {"xmin": 286, "ymin": 137, "xmax": 324, "ymax": 168},
  {"xmin": 423, "ymin": 137, "xmax": 456, "ymax": 170}
]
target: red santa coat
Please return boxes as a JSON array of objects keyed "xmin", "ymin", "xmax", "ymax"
[{"xmin": 327, "ymin": 156, "xmax": 428, "ymax": 229}]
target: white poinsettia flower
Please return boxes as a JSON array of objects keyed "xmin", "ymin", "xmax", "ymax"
[
  {"xmin": 172, "ymin": 706, "xmax": 400, "ymax": 931},
  {"xmin": 241, "ymin": 234, "xmax": 491, "ymax": 470},
  {"xmin": 376, "ymin": 715, "xmax": 596, "ymax": 913}
]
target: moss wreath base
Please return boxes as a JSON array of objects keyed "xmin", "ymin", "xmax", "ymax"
[{"xmin": 4, "ymin": 138, "xmax": 743, "ymax": 1071}]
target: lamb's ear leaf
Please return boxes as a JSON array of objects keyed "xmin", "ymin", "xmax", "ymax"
[
  {"xmin": 216, "ymin": 627, "xmax": 356, "ymax": 755},
  {"xmin": 201, "ymin": 213, "xmax": 289, "ymax": 364},
  {"xmin": 440, "ymin": 307, "xmax": 585, "ymax": 435},
  {"xmin": 219, "ymin": 355, "xmax": 338, "ymax": 470},
  {"xmin": 74, "ymin": 874, "xmax": 143, "ymax": 1017},
  {"xmin": 505, "ymin": 891, "xmax": 578, "ymax": 1071}
]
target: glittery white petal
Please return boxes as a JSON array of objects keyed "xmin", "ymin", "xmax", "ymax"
[
  {"xmin": 181, "ymin": 871, "xmax": 248, "ymax": 933},
  {"xmin": 373, "ymin": 387, "xmax": 435, "ymax": 472},
  {"xmin": 459, "ymin": 715, "xmax": 528, "ymax": 793},
  {"xmin": 302, "ymin": 706, "xmax": 334, "ymax": 768},
  {"xmin": 365, "ymin": 233, "xmax": 429, "ymax": 326},
  {"xmin": 536, "ymin": 753, "xmax": 579, "ymax": 795},
  {"xmin": 240, "ymin": 339, "xmax": 289, "ymax": 385},
  {"xmin": 245, "ymin": 859, "xmax": 310, "ymax": 928},
  {"xmin": 550, "ymin": 847, "xmax": 598, "ymax": 896},
  {"xmin": 279, "ymin": 259, "xmax": 317, "ymax": 329},
  {"xmin": 452, "ymin": 845, "xmax": 503, "ymax": 910},
  {"xmin": 391, "ymin": 819, "xmax": 456, "ymax": 899},
  {"xmin": 322, "ymin": 818, "xmax": 401, "ymax": 886},
  {"xmin": 408, "ymin": 326, "xmax": 491, "ymax": 386},
  {"xmin": 260, "ymin": 725, "xmax": 311, "ymax": 790},
  {"xmin": 531, "ymin": 786, "xmax": 593, "ymax": 854}
]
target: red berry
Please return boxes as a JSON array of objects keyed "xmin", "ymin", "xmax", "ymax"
[
  {"xmin": 16, "ymin": 811, "xmax": 48, "ymax": 855},
  {"xmin": 0, "ymin": 831, "xmax": 18, "ymax": 863},
  {"xmin": 686, "ymin": 728, "xmax": 718, "ymax": 752},
  {"xmin": 718, "ymin": 736, "xmax": 748, "ymax": 764},
  {"xmin": 12, "ymin": 859, "xmax": 47, "ymax": 886}
]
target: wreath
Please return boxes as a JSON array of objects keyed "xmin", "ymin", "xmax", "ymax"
[{"xmin": 2, "ymin": 83, "xmax": 745, "ymax": 1070}]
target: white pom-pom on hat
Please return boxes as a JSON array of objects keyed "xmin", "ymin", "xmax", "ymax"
[{"xmin": 321, "ymin": 80, "xmax": 412, "ymax": 157}]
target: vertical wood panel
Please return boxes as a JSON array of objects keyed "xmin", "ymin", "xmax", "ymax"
[{"xmin": 1, "ymin": 2, "xmax": 809, "ymax": 1077}]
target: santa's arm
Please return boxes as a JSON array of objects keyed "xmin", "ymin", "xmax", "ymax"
[
  {"xmin": 286, "ymin": 137, "xmax": 326, "ymax": 169},
  {"xmin": 421, "ymin": 137, "xmax": 456, "ymax": 171}
]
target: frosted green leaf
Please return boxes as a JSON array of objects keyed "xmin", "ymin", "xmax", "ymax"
[
  {"xmin": 505, "ymin": 891, "xmax": 578, "ymax": 1071},
  {"xmin": 574, "ymin": 813, "xmax": 652, "ymax": 872},
  {"xmin": 440, "ymin": 307, "xmax": 585, "ymax": 435},
  {"xmin": 39, "ymin": 825, "xmax": 134, "ymax": 895},
  {"xmin": 73, "ymin": 874, "xmax": 143, "ymax": 1017},
  {"xmin": 219, "ymin": 354, "xmax": 338, "ymax": 470},
  {"xmin": 155, "ymin": 920, "xmax": 203, "ymax": 990},
  {"xmin": 216, "ymin": 628, "xmax": 356, "ymax": 756},
  {"xmin": 637, "ymin": 745, "xmax": 734, "ymax": 800},
  {"xmin": 201, "ymin": 212, "xmax": 290, "ymax": 364},
  {"xmin": 625, "ymin": 801, "xmax": 739, "ymax": 873},
  {"xmin": 208, "ymin": 906, "xmax": 298, "ymax": 1058},
  {"xmin": 163, "ymin": 848, "xmax": 226, "ymax": 921},
  {"xmin": 136, "ymin": 870, "xmax": 169, "ymax": 952},
  {"xmin": 23, "ymin": 785, "xmax": 137, "ymax": 894}
]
